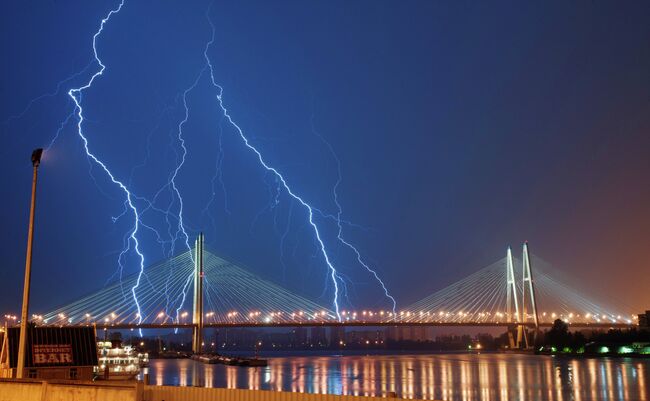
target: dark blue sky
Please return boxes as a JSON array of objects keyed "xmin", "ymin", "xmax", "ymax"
[{"xmin": 1, "ymin": 1, "xmax": 649, "ymax": 315}]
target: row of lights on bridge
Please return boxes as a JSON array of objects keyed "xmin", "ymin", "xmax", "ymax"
[{"xmin": 6, "ymin": 310, "xmax": 638, "ymax": 326}]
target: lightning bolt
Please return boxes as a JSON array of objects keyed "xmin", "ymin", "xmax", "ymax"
[
  {"xmin": 26, "ymin": 0, "xmax": 394, "ymax": 326},
  {"xmin": 169, "ymin": 70, "xmax": 205, "ymax": 326},
  {"xmin": 185, "ymin": 6, "xmax": 340, "ymax": 319},
  {"xmin": 121, "ymin": 99, "xmax": 202, "ymax": 326},
  {"xmin": 277, "ymin": 199, "xmax": 294, "ymax": 281},
  {"xmin": 310, "ymin": 114, "xmax": 397, "ymax": 314},
  {"xmin": 65, "ymin": 0, "xmax": 148, "ymax": 329},
  {"xmin": 2, "ymin": 60, "xmax": 94, "ymax": 126},
  {"xmin": 65, "ymin": 1, "xmax": 201, "ymax": 328},
  {"xmin": 201, "ymin": 115, "xmax": 230, "ymax": 241},
  {"xmin": 192, "ymin": 5, "xmax": 395, "ymax": 318},
  {"xmin": 45, "ymin": 106, "xmax": 76, "ymax": 151}
]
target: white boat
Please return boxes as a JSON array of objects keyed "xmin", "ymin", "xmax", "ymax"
[{"xmin": 95, "ymin": 341, "xmax": 148, "ymax": 380}]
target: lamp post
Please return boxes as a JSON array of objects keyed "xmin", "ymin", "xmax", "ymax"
[{"xmin": 16, "ymin": 148, "xmax": 43, "ymax": 378}]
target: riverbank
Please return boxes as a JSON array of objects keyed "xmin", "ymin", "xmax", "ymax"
[{"xmin": 536, "ymin": 342, "xmax": 650, "ymax": 358}]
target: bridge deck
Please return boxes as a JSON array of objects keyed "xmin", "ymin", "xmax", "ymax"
[{"xmin": 37, "ymin": 321, "xmax": 636, "ymax": 330}]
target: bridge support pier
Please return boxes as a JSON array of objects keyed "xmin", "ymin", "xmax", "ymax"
[
  {"xmin": 506, "ymin": 247, "xmax": 520, "ymax": 325},
  {"xmin": 192, "ymin": 233, "xmax": 204, "ymax": 354},
  {"xmin": 505, "ymin": 243, "xmax": 540, "ymax": 349},
  {"xmin": 517, "ymin": 242, "xmax": 539, "ymax": 349}
]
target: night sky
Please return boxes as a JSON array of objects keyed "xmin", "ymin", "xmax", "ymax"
[{"xmin": 1, "ymin": 1, "xmax": 649, "ymax": 315}]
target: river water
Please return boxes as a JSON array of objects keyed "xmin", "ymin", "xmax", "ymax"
[{"xmin": 140, "ymin": 353, "xmax": 649, "ymax": 401}]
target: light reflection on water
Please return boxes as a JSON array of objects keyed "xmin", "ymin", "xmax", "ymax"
[{"xmin": 140, "ymin": 354, "xmax": 649, "ymax": 401}]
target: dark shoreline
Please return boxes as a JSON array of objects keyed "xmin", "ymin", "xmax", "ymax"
[
  {"xmin": 536, "ymin": 351, "xmax": 650, "ymax": 359},
  {"xmin": 150, "ymin": 347, "xmax": 650, "ymax": 359}
]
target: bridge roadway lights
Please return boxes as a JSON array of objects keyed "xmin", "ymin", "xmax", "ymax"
[
  {"xmin": 88, "ymin": 321, "xmax": 635, "ymax": 330},
  {"xmin": 43, "ymin": 240, "xmax": 632, "ymax": 337}
]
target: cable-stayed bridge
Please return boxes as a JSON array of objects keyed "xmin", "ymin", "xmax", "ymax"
[
  {"xmin": 41, "ymin": 237, "xmax": 329, "ymax": 326},
  {"xmin": 32, "ymin": 236, "xmax": 635, "ymax": 351}
]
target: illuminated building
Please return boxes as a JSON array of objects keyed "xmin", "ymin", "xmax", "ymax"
[{"xmin": 0, "ymin": 327, "xmax": 97, "ymax": 380}]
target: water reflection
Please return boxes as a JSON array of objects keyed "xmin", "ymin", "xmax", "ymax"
[{"xmin": 140, "ymin": 354, "xmax": 649, "ymax": 401}]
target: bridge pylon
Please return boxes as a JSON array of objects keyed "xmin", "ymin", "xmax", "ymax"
[
  {"xmin": 506, "ymin": 246, "xmax": 520, "ymax": 324},
  {"xmin": 192, "ymin": 233, "xmax": 204, "ymax": 354},
  {"xmin": 516, "ymin": 241, "xmax": 539, "ymax": 349},
  {"xmin": 505, "ymin": 246, "xmax": 521, "ymax": 348}
]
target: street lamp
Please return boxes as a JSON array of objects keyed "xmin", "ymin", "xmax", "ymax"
[{"xmin": 17, "ymin": 148, "xmax": 43, "ymax": 378}]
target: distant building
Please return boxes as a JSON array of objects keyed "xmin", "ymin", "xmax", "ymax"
[
  {"xmin": 290, "ymin": 327, "xmax": 307, "ymax": 347},
  {"xmin": 329, "ymin": 327, "xmax": 345, "ymax": 346},
  {"xmin": 343, "ymin": 329, "xmax": 383, "ymax": 345},
  {"xmin": 0, "ymin": 326, "xmax": 98, "ymax": 380},
  {"xmin": 309, "ymin": 327, "xmax": 327, "ymax": 346},
  {"xmin": 384, "ymin": 326, "xmax": 431, "ymax": 341},
  {"xmin": 639, "ymin": 311, "xmax": 650, "ymax": 328}
]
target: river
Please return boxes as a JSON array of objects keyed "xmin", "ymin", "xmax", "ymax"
[{"xmin": 140, "ymin": 353, "xmax": 649, "ymax": 401}]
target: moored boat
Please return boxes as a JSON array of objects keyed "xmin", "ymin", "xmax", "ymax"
[{"xmin": 95, "ymin": 341, "xmax": 148, "ymax": 380}]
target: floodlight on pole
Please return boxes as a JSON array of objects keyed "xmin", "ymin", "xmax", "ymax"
[{"xmin": 16, "ymin": 148, "xmax": 43, "ymax": 378}]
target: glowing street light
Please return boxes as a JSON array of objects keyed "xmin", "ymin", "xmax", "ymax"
[{"xmin": 17, "ymin": 148, "xmax": 43, "ymax": 378}]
